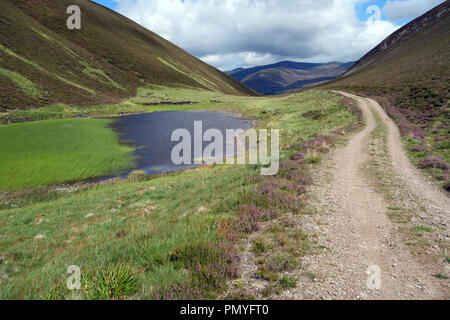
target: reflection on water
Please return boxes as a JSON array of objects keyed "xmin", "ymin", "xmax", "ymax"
[{"xmin": 111, "ymin": 111, "xmax": 252, "ymax": 176}]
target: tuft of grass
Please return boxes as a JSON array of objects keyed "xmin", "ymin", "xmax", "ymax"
[
  {"xmin": 128, "ymin": 170, "xmax": 148, "ymax": 182},
  {"xmin": 406, "ymin": 240, "xmax": 432, "ymax": 248},
  {"xmin": 265, "ymin": 252, "xmax": 298, "ymax": 273},
  {"xmin": 252, "ymin": 239, "xmax": 273, "ymax": 255},
  {"xmin": 169, "ymin": 241, "xmax": 219, "ymax": 269},
  {"xmin": 433, "ymin": 274, "xmax": 449, "ymax": 280},
  {"xmin": 303, "ymin": 150, "xmax": 322, "ymax": 164},
  {"xmin": 256, "ymin": 267, "xmax": 279, "ymax": 282},
  {"xmin": 83, "ymin": 264, "xmax": 139, "ymax": 300},
  {"xmin": 388, "ymin": 209, "xmax": 412, "ymax": 224},
  {"xmin": 388, "ymin": 206, "xmax": 404, "ymax": 211},
  {"xmin": 47, "ymin": 264, "xmax": 139, "ymax": 300},
  {"xmin": 280, "ymin": 275, "xmax": 297, "ymax": 288},
  {"xmin": 306, "ymin": 272, "xmax": 317, "ymax": 282},
  {"xmin": 411, "ymin": 225, "xmax": 433, "ymax": 233},
  {"xmin": 261, "ymin": 285, "xmax": 280, "ymax": 298}
]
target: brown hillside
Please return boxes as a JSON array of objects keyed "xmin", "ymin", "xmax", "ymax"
[
  {"xmin": 0, "ymin": 0, "xmax": 257, "ymax": 110},
  {"xmin": 324, "ymin": 1, "xmax": 449, "ymax": 143}
]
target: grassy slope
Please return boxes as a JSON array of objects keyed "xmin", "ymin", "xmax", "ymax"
[
  {"xmin": 0, "ymin": 88, "xmax": 359, "ymax": 299},
  {"xmin": 0, "ymin": 0, "xmax": 256, "ymax": 110},
  {"xmin": 324, "ymin": 2, "xmax": 449, "ymax": 187},
  {"xmin": 0, "ymin": 118, "xmax": 134, "ymax": 191}
]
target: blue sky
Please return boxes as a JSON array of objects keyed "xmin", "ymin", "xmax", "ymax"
[
  {"xmin": 90, "ymin": 0, "xmax": 444, "ymax": 69},
  {"xmin": 357, "ymin": 0, "xmax": 396, "ymax": 22},
  {"xmin": 356, "ymin": 0, "xmax": 415, "ymax": 25},
  {"xmin": 93, "ymin": 0, "xmax": 118, "ymax": 10},
  {"xmin": 358, "ymin": 0, "xmax": 389, "ymax": 19}
]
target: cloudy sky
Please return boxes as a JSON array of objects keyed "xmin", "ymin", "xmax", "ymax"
[{"xmin": 93, "ymin": 0, "xmax": 445, "ymax": 70}]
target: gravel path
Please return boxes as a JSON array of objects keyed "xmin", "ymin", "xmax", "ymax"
[{"xmin": 278, "ymin": 92, "xmax": 449, "ymax": 300}]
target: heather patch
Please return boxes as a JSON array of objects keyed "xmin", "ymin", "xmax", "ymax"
[
  {"xmin": 436, "ymin": 173, "xmax": 449, "ymax": 181},
  {"xmin": 167, "ymin": 241, "xmax": 240, "ymax": 295},
  {"xmin": 290, "ymin": 152, "xmax": 306, "ymax": 161},
  {"xmin": 412, "ymin": 145, "xmax": 428, "ymax": 152},
  {"xmin": 418, "ymin": 155, "xmax": 449, "ymax": 171},
  {"xmin": 386, "ymin": 104, "xmax": 427, "ymax": 142},
  {"xmin": 301, "ymin": 136, "xmax": 333, "ymax": 151}
]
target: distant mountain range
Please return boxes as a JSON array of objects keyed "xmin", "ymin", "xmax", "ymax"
[{"xmin": 226, "ymin": 61, "xmax": 354, "ymax": 95}]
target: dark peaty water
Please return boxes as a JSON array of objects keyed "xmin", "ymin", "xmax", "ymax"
[{"xmin": 111, "ymin": 111, "xmax": 252, "ymax": 175}]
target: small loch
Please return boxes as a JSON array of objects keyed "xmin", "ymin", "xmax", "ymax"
[{"xmin": 111, "ymin": 111, "xmax": 252, "ymax": 175}]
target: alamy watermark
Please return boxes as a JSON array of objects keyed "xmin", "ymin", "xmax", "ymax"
[
  {"xmin": 171, "ymin": 122, "xmax": 280, "ymax": 176},
  {"xmin": 366, "ymin": 5, "xmax": 381, "ymax": 23},
  {"xmin": 366, "ymin": 265, "xmax": 381, "ymax": 290},
  {"xmin": 67, "ymin": 265, "xmax": 81, "ymax": 290},
  {"xmin": 67, "ymin": 5, "xmax": 81, "ymax": 30}
]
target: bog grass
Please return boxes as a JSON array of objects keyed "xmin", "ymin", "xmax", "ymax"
[{"xmin": 0, "ymin": 118, "xmax": 134, "ymax": 191}]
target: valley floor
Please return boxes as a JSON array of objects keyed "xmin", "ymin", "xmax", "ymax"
[
  {"xmin": 0, "ymin": 87, "xmax": 448, "ymax": 300},
  {"xmin": 0, "ymin": 88, "xmax": 357, "ymax": 299}
]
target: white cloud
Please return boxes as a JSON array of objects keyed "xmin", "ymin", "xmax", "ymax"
[
  {"xmin": 382, "ymin": 0, "xmax": 445, "ymax": 22},
  {"xmin": 113, "ymin": 0, "xmax": 437, "ymax": 70},
  {"xmin": 202, "ymin": 52, "xmax": 277, "ymax": 69}
]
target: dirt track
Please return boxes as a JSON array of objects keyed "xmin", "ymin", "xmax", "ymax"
[{"xmin": 279, "ymin": 92, "xmax": 449, "ymax": 300}]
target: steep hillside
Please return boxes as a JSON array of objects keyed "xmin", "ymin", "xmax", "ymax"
[
  {"xmin": 325, "ymin": 1, "xmax": 449, "ymax": 144},
  {"xmin": 227, "ymin": 61, "xmax": 354, "ymax": 95},
  {"xmin": 0, "ymin": 0, "xmax": 256, "ymax": 110}
]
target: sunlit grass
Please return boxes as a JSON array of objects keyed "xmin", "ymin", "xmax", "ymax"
[
  {"xmin": 0, "ymin": 67, "xmax": 43, "ymax": 99},
  {"xmin": 0, "ymin": 118, "xmax": 134, "ymax": 191}
]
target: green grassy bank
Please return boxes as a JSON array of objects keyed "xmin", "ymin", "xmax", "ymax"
[{"xmin": 0, "ymin": 118, "xmax": 134, "ymax": 192}]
